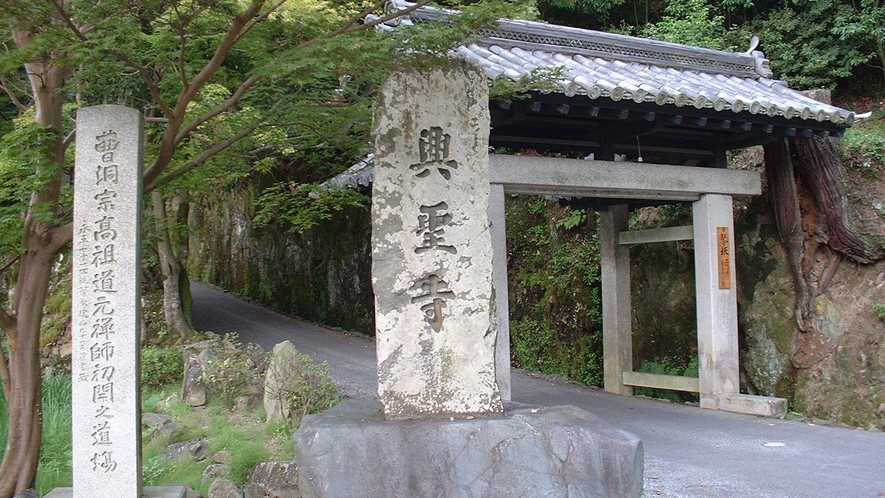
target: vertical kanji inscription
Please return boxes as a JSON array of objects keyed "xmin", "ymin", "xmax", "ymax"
[{"xmin": 72, "ymin": 105, "xmax": 143, "ymax": 498}]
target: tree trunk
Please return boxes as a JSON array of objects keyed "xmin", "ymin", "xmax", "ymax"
[
  {"xmin": 763, "ymin": 132, "xmax": 885, "ymax": 337},
  {"xmin": 0, "ymin": 251, "xmax": 52, "ymax": 496},
  {"xmin": 0, "ymin": 45, "xmax": 71, "ymax": 496},
  {"xmin": 174, "ymin": 197, "xmax": 193, "ymax": 327},
  {"xmin": 152, "ymin": 191, "xmax": 192, "ymax": 341},
  {"xmin": 763, "ymin": 139, "xmax": 811, "ymax": 328},
  {"xmin": 790, "ymin": 136, "xmax": 883, "ymax": 263}
]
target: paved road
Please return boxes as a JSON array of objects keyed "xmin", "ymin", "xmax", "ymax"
[{"xmin": 191, "ymin": 282, "xmax": 885, "ymax": 497}]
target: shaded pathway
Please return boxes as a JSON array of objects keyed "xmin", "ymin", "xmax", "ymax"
[{"xmin": 191, "ymin": 282, "xmax": 885, "ymax": 497}]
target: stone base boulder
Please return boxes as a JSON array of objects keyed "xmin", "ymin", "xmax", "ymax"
[{"xmin": 294, "ymin": 399, "xmax": 643, "ymax": 498}]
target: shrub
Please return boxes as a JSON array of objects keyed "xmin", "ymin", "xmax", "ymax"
[
  {"xmin": 142, "ymin": 346, "xmax": 184, "ymax": 387},
  {"xmin": 265, "ymin": 346, "xmax": 339, "ymax": 428},
  {"xmin": 202, "ymin": 333, "xmax": 264, "ymax": 405}
]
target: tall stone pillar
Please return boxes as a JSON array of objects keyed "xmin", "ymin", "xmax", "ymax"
[
  {"xmin": 489, "ymin": 183, "xmax": 511, "ymax": 401},
  {"xmin": 692, "ymin": 194, "xmax": 740, "ymax": 408},
  {"xmin": 371, "ymin": 61, "xmax": 502, "ymax": 420},
  {"xmin": 600, "ymin": 204, "xmax": 633, "ymax": 396},
  {"xmin": 72, "ymin": 105, "xmax": 143, "ymax": 498}
]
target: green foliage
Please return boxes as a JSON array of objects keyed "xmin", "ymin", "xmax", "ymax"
[
  {"xmin": 874, "ymin": 303, "xmax": 885, "ymax": 321},
  {"xmin": 0, "ymin": 110, "xmax": 70, "ymax": 256},
  {"xmin": 507, "ymin": 197, "xmax": 603, "ymax": 386},
  {"xmin": 265, "ymin": 347, "xmax": 340, "ymax": 429},
  {"xmin": 634, "ymin": 356, "xmax": 700, "ymax": 403},
  {"xmin": 641, "ymin": 0, "xmax": 727, "ymax": 50},
  {"xmin": 202, "ymin": 334, "xmax": 264, "ymax": 405},
  {"xmin": 489, "ymin": 66, "xmax": 569, "ymax": 102},
  {"xmin": 141, "ymin": 391, "xmax": 271, "ymax": 496},
  {"xmin": 209, "ymin": 421, "xmax": 270, "ymax": 483},
  {"xmin": 833, "ymin": 0, "xmax": 885, "ymax": 87},
  {"xmin": 840, "ymin": 115, "xmax": 885, "ymax": 179},
  {"xmin": 0, "ymin": 373, "xmax": 73, "ymax": 495},
  {"xmin": 757, "ymin": 0, "xmax": 869, "ymax": 89},
  {"xmin": 254, "ymin": 183, "xmax": 369, "ymax": 234},
  {"xmin": 40, "ymin": 251, "xmax": 72, "ymax": 352},
  {"xmin": 142, "ymin": 346, "xmax": 184, "ymax": 387}
]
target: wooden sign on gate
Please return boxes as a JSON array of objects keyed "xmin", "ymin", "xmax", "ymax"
[{"xmin": 717, "ymin": 226, "xmax": 731, "ymax": 289}]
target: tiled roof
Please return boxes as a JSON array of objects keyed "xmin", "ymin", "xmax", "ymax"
[{"xmin": 371, "ymin": 0, "xmax": 860, "ymax": 126}]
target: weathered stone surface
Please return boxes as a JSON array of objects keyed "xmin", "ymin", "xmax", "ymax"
[
  {"xmin": 243, "ymin": 484, "xmax": 265, "ymax": 498},
  {"xmin": 46, "ymin": 487, "xmax": 187, "ymax": 498},
  {"xmin": 163, "ymin": 441, "xmax": 191, "ymax": 460},
  {"xmin": 295, "ymin": 399, "xmax": 643, "ymax": 498},
  {"xmin": 143, "ymin": 412, "xmax": 180, "ymax": 441},
  {"xmin": 245, "ymin": 342, "xmax": 269, "ymax": 373},
  {"xmin": 213, "ymin": 450, "xmax": 232, "ymax": 465},
  {"xmin": 264, "ymin": 341, "xmax": 300, "ymax": 422},
  {"xmin": 235, "ymin": 394, "xmax": 262, "ymax": 414},
  {"xmin": 71, "ymin": 104, "xmax": 144, "ymax": 497},
  {"xmin": 202, "ymin": 463, "xmax": 231, "ymax": 482},
  {"xmin": 142, "ymin": 412, "xmax": 172, "ymax": 427},
  {"xmin": 182, "ymin": 353, "xmax": 208, "ymax": 407},
  {"xmin": 250, "ymin": 461, "xmax": 298, "ymax": 497},
  {"xmin": 208, "ymin": 478, "xmax": 244, "ymax": 498},
  {"xmin": 371, "ymin": 61, "xmax": 501, "ymax": 419},
  {"xmin": 163, "ymin": 438, "xmax": 208, "ymax": 461}
]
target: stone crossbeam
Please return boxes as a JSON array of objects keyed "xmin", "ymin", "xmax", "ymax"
[{"xmin": 489, "ymin": 155, "xmax": 761, "ymax": 200}]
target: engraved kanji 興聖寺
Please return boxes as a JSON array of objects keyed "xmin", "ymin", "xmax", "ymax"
[
  {"xmin": 410, "ymin": 274, "xmax": 455, "ymax": 332},
  {"xmin": 415, "ymin": 202, "xmax": 456, "ymax": 254},
  {"xmin": 410, "ymin": 127, "xmax": 458, "ymax": 179}
]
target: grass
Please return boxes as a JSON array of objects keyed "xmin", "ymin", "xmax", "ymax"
[
  {"xmin": 0, "ymin": 376, "xmax": 297, "ymax": 497},
  {"xmin": 141, "ymin": 392, "xmax": 284, "ymax": 496},
  {"xmin": 0, "ymin": 371, "xmax": 73, "ymax": 496}
]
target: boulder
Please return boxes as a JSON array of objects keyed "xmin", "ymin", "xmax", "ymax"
[
  {"xmin": 208, "ymin": 478, "xmax": 243, "ymax": 498},
  {"xmin": 243, "ymin": 484, "xmax": 265, "ymax": 498},
  {"xmin": 202, "ymin": 463, "xmax": 231, "ymax": 483},
  {"xmin": 142, "ymin": 412, "xmax": 180, "ymax": 440},
  {"xmin": 250, "ymin": 461, "xmax": 298, "ymax": 498},
  {"xmin": 263, "ymin": 341, "xmax": 300, "ymax": 422},
  {"xmin": 295, "ymin": 399, "xmax": 643, "ymax": 498},
  {"xmin": 182, "ymin": 353, "xmax": 207, "ymax": 407},
  {"xmin": 213, "ymin": 450, "xmax": 232, "ymax": 465},
  {"xmin": 163, "ymin": 438, "xmax": 209, "ymax": 461}
]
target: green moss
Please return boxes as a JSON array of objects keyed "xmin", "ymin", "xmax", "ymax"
[{"xmin": 506, "ymin": 197, "xmax": 604, "ymax": 386}]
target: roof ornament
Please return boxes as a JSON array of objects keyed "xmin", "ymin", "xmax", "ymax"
[
  {"xmin": 746, "ymin": 36, "xmax": 774, "ymax": 78},
  {"xmin": 744, "ymin": 35, "xmax": 760, "ymax": 54}
]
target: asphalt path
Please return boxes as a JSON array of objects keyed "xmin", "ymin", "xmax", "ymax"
[{"xmin": 191, "ymin": 282, "xmax": 885, "ymax": 497}]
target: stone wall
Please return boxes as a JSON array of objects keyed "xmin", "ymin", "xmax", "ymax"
[{"xmin": 188, "ymin": 180, "xmax": 374, "ymax": 335}]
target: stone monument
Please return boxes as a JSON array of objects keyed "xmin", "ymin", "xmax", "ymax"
[
  {"xmin": 46, "ymin": 105, "xmax": 185, "ymax": 498},
  {"xmin": 71, "ymin": 105, "xmax": 144, "ymax": 497},
  {"xmin": 295, "ymin": 62, "xmax": 644, "ymax": 498},
  {"xmin": 371, "ymin": 60, "xmax": 502, "ymax": 419}
]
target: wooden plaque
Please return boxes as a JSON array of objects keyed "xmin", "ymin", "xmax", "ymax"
[{"xmin": 717, "ymin": 226, "xmax": 731, "ymax": 289}]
